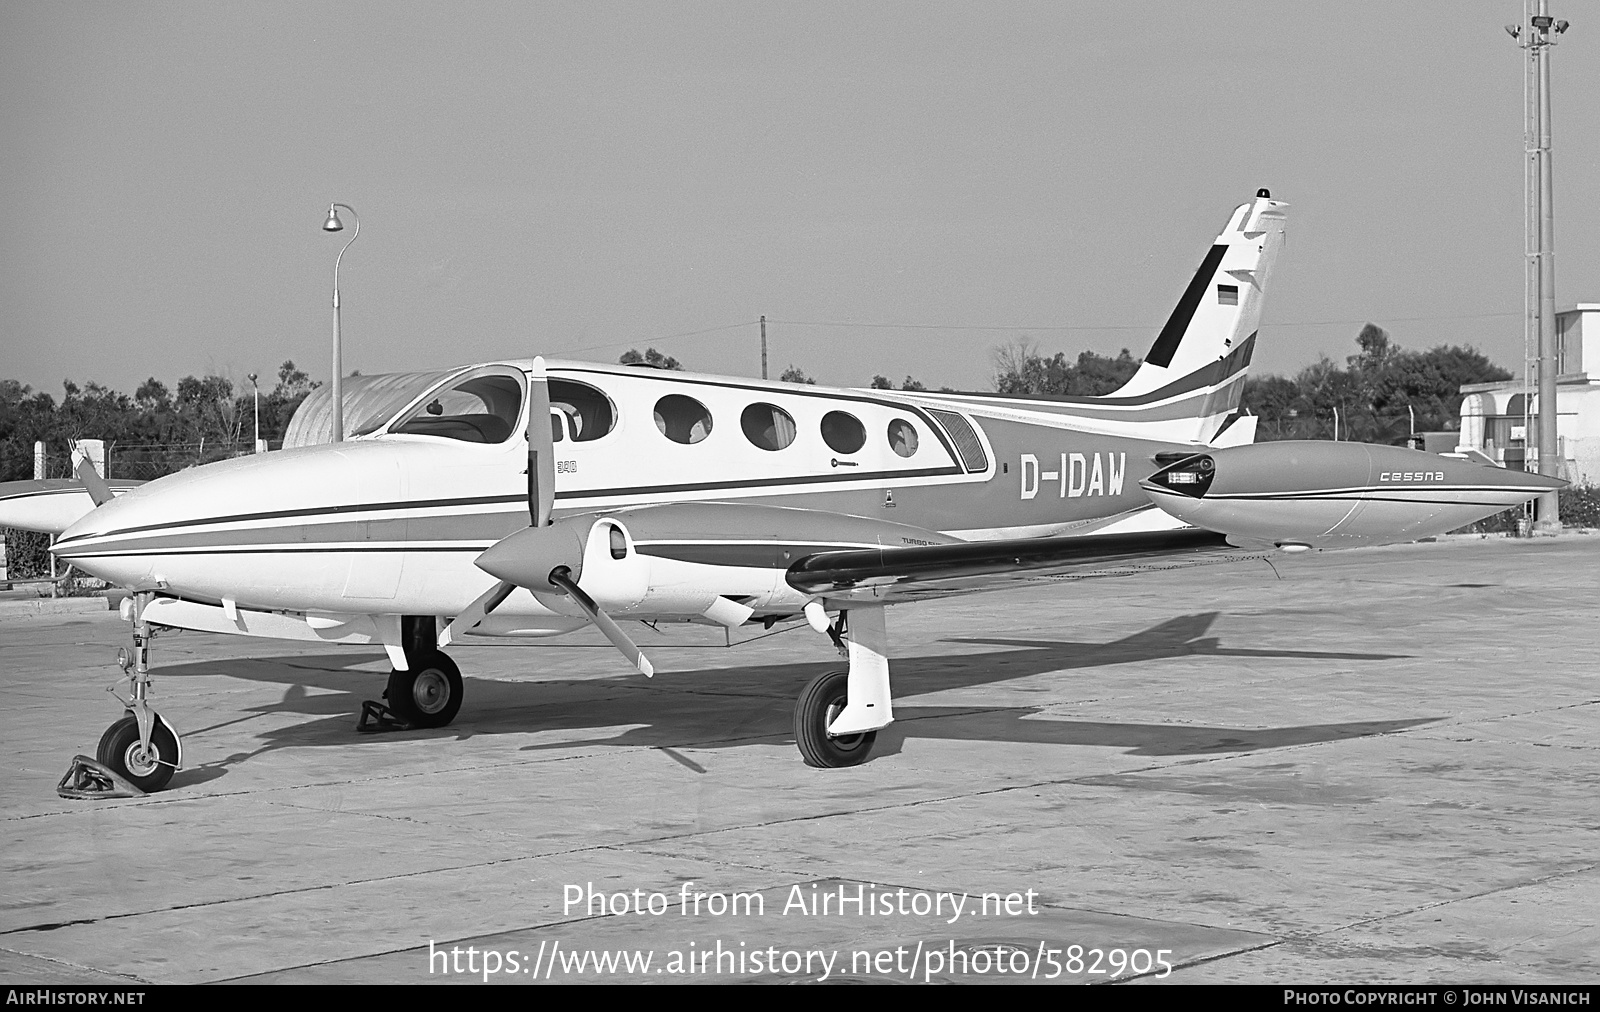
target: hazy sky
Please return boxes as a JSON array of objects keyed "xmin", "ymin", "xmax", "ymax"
[{"xmin": 3, "ymin": 1, "xmax": 1596, "ymax": 396}]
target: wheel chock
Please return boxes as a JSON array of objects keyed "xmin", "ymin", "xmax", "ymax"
[
  {"xmin": 356, "ymin": 699, "xmax": 412, "ymax": 733},
  {"xmin": 56, "ymin": 755, "xmax": 147, "ymax": 800}
]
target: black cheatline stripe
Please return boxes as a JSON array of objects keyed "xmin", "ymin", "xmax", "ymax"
[
  {"xmin": 56, "ymin": 467, "xmax": 968, "ymax": 547},
  {"xmin": 1145, "ymin": 244, "xmax": 1229, "ymax": 368},
  {"xmin": 52, "ymin": 494, "xmax": 523, "ymax": 546},
  {"xmin": 1204, "ymin": 485, "xmax": 1540, "ymax": 498},
  {"xmin": 56, "ymin": 545, "xmax": 492, "ymax": 559},
  {"xmin": 1194, "ymin": 494, "xmax": 1534, "ymax": 506}
]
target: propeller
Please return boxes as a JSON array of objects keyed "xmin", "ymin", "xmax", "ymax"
[
  {"xmin": 72, "ymin": 443, "xmax": 116, "ymax": 507},
  {"xmin": 439, "ymin": 359, "xmax": 653, "ymax": 676},
  {"xmin": 527, "ymin": 355, "xmax": 554, "ymax": 528},
  {"xmin": 549, "ymin": 567, "xmax": 653, "ymax": 677}
]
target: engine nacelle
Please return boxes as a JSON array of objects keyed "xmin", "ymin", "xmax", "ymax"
[
  {"xmin": 1139, "ymin": 441, "xmax": 1563, "ymax": 549},
  {"xmin": 476, "ymin": 501, "xmax": 961, "ymax": 619}
]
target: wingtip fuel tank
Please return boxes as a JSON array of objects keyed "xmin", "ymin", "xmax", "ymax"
[{"xmin": 1140, "ymin": 441, "xmax": 1565, "ymax": 549}]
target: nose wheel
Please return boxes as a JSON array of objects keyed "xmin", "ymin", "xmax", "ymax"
[{"xmin": 96, "ymin": 713, "xmax": 179, "ymax": 793}]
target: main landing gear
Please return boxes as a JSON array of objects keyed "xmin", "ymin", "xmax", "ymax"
[
  {"xmin": 794, "ymin": 669, "xmax": 875, "ymax": 767},
  {"xmin": 383, "ymin": 652, "xmax": 463, "ymax": 728},
  {"xmin": 792, "ymin": 605, "xmax": 895, "ymax": 768},
  {"xmin": 361, "ymin": 616, "xmax": 465, "ymax": 732},
  {"xmin": 88, "ymin": 591, "xmax": 183, "ymax": 794}
]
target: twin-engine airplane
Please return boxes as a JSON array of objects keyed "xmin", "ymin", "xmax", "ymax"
[{"xmin": 14, "ymin": 190, "xmax": 1561, "ymax": 793}]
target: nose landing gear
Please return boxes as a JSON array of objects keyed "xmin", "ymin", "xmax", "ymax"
[{"xmin": 69, "ymin": 592, "xmax": 184, "ymax": 796}]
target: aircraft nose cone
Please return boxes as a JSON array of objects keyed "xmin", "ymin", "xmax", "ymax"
[{"xmin": 475, "ymin": 520, "xmax": 591, "ymax": 589}]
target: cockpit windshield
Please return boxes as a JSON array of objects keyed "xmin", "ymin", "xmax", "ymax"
[{"xmin": 388, "ymin": 369, "xmax": 524, "ymax": 444}]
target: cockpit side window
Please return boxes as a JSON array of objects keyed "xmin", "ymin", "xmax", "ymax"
[{"xmin": 391, "ymin": 372, "xmax": 523, "ymax": 443}]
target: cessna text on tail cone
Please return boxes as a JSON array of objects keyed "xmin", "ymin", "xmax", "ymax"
[{"xmin": 40, "ymin": 191, "xmax": 1561, "ymax": 791}]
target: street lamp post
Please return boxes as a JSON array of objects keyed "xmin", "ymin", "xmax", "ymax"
[{"xmin": 322, "ymin": 203, "xmax": 360, "ymax": 442}]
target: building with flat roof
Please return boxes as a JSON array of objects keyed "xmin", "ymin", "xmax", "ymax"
[{"xmin": 1458, "ymin": 304, "xmax": 1600, "ymax": 485}]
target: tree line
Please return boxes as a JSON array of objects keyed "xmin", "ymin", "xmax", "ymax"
[
  {"xmin": 988, "ymin": 324, "xmax": 1513, "ymax": 444},
  {"xmin": 0, "ymin": 361, "xmax": 320, "ymax": 482}
]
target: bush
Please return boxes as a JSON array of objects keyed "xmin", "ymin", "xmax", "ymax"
[
  {"xmin": 3, "ymin": 528, "xmax": 52, "ymax": 579},
  {"xmin": 1449, "ymin": 484, "xmax": 1600, "ymax": 535},
  {"xmin": 1560, "ymin": 484, "xmax": 1600, "ymax": 528},
  {"xmin": 1450, "ymin": 506, "xmax": 1525, "ymax": 536}
]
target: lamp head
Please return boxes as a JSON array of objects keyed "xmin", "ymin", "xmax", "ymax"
[{"xmin": 322, "ymin": 205, "xmax": 344, "ymax": 232}]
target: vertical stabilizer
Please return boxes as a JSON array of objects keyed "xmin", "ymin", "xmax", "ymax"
[{"xmin": 1113, "ymin": 190, "xmax": 1288, "ymax": 402}]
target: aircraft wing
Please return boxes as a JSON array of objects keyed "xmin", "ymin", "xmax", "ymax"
[
  {"xmin": 0, "ymin": 478, "xmax": 146, "ymax": 536},
  {"xmin": 785, "ymin": 527, "xmax": 1266, "ymax": 604}
]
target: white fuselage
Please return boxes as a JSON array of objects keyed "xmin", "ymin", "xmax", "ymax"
[{"xmin": 52, "ymin": 360, "xmax": 1210, "ymax": 634}]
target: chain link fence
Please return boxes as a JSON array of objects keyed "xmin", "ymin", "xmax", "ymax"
[{"xmin": 6, "ymin": 440, "xmax": 278, "ymax": 482}]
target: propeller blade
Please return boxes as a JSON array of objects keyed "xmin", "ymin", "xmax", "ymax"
[
  {"xmin": 437, "ymin": 579, "xmax": 515, "ymax": 648},
  {"xmin": 527, "ymin": 356, "xmax": 555, "ymax": 528},
  {"xmin": 548, "ymin": 567, "xmax": 653, "ymax": 677},
  {"xmin": 72, "ymin": 446, "xmax": 115, "ymax": 507}
]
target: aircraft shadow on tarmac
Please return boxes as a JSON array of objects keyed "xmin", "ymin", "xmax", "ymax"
[{"xmin": 154, "ymin": 612, "xmax": 1431, "ymax": 785}]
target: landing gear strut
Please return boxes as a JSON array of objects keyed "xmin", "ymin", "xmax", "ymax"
[
  {"xmin": 793, "ymin": 605, "xmax": 894, "ymax": 768},
  {"xmin": 94, "ymin": 592, "xmax": 183, "ymax": 792}
]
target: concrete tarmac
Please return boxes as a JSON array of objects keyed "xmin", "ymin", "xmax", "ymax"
[{"xmin": 1, "ymin": 536, "xmax": 1596, "ymax": 985}]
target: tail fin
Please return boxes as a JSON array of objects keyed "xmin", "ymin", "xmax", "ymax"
[{"xmin": 1113, "ymin": 190, "xmax": 1288, "ymax": 408}]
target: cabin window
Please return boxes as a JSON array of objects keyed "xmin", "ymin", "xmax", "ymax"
[
  {"xmin": 821, "ymin": 411, "xmax": 865, "ymax": 454},
  {"xmin": 549, "ymin": 380, "xmax": 615, "ymax": 442},
  {"xmin": 741, "ymin": 403, "xmax": 797, "ymax": 451},
  {"xmin": 391, "ymin": 371, "xmax": 523, "ymax": 444},
  {"xmin": 654, "ymin": 394, "xmax": 713, "ymax": 444},
  {"xmin": 887, "ymin": 419, "xmax": 919, "ymax": 458}
]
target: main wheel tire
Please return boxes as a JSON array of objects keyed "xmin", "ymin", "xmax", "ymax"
[
  {"xmin": 794, "ymin": 668, "xmax": 876, "ymax": 768},
  {"xmin": 385, "ymin": 652, "xmax": 463, "ymax": 728},
  {"xmin": 96, "ymin": 714, "xmax": 178, "ymax": 793}
]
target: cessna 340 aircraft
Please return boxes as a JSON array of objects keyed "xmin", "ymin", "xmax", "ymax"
[{"xmin": 9, "ymin": 190, "xmax": 1563, "ymax": 793}]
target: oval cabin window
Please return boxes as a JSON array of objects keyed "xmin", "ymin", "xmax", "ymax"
[
  {"xmin": 887, "ymin": 419, "xmax": 919, "ymax": 458},
  {"xmin": 549, "ymin": 379, "xmax": 615, "ymax": 442},
  {"xmin": 654, "ymin": 394, "xmax": 713, "ymax": 444},
  {"xmin": 741, "ymin": 403, "xmax": 797, "ymax": 451},
  {"xmin": 820, "ymin": 411, "xmax": 866, "ymax": 455}
]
